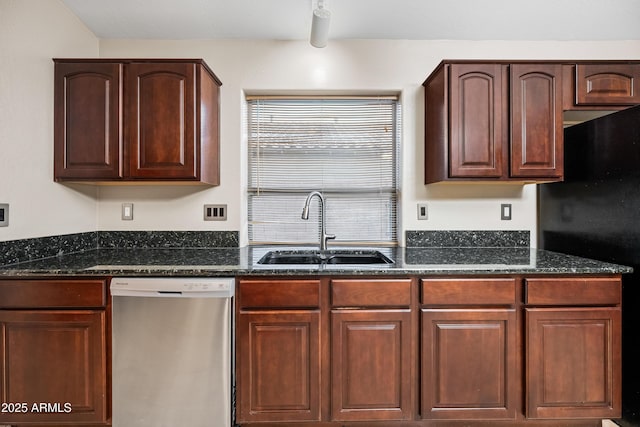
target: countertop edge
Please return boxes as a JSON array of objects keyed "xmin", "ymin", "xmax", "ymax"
[{"xmin": 0, "ymin": 247, "xmax": 633, "ymax": 277}]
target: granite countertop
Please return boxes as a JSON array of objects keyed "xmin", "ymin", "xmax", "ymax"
[{"xmin": 0, "ymin": 246, "xmax": 632, "ymax": 277}]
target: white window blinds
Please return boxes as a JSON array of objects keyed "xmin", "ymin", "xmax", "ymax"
[{"xmin": 247, "ymin": 97, "xmax": 400, "ymax": 245}]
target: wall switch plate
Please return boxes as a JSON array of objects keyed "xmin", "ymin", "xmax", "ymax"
[
  {"xmin": 417, "ymin": 203, "xmax": 428, "ymax": 220},
  {"xmin": 204, "ymin": 204, "xmax": 227, "ymax": 221},
  {"xmin": 0, "ymin": 203, "xmax": 8, "ymax": 227},
  {"xmin": 501, "ymin": 203, "xmax": 512, "ymax": 221},
  {"xmin": 122, "ymin": 203, "xmax": 134, "ymax": 221}
]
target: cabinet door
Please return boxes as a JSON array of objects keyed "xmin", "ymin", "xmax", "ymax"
[
  {"xmin": 331, "ymin": 310, "xmax": 412, "ymax": 421},
  {"xmin": 449, "ymin": 63, "xmax": 508, "ymax": 178},
  {"xmin": 421, "ymin": 309, "xmax": 517, "ymax": 420},
  {"xmin": 576, "ymin": 64, "xmax": 640, "ymax": 106},
  {"xmin": 0, "ymin": 310, "xmax": 107, "ymax": 424},
  {"xmin": 237, "ymin": 311, "xmax": 321, "ymax": 423},
  {"xmin": 510, "ymin": 63, "xmax": 563, "ymax": 179},
  {"xmin": 526, "ymin": 308, "xmax": 621, "ymax": 419},
  {"xmin": 125, "ymin": 62, "xmax": 198, "ymax": 180},
  {"xmin": 54, "ymin": 62, "xmax": 122, "ymax": 180}
]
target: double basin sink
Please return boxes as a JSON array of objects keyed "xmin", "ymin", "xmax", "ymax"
[{"xmin": 258, "ymin": 249, "xmax": 393, "ymax": 265}]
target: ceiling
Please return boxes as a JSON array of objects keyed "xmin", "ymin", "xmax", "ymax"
[{"xmin": 61, "ymin": 0, "xmax": 640, "ymax": 42}]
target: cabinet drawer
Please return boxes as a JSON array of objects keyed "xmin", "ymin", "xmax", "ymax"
[
  {"xmin": 421, "ymin": 278, "xmax": 516, "ymax": 305},
  {"xmin": 525, "ymin": 277, "xmax": 621, "ymax": 306},
  {"xmin": 331, "ymin": 279, "xmax": 411, "ymax": 308},
  {"xmin": 239, "ymin": 279, "xmax": 320, "ymax": 309},
  {"xmin": 0, "ymin": 279, "xmax": 107, "ymax": 309},
  {"xmin": 575, "ymin": 64, "xmax": 640, "ymax": 106}
]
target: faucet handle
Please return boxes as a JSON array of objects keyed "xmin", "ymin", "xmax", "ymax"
[{"xmin": 323, "ymin": 234, "xmax": 336, "ymax": 248}]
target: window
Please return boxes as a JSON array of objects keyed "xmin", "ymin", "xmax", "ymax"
[{"xmin": 247, "ymin": 96, "xmax": 400, "ymax": 245}]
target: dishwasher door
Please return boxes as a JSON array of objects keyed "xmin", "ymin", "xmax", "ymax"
[{"xmin": 111, "ymin": 277, "xmax": 234, "ymax": 427}]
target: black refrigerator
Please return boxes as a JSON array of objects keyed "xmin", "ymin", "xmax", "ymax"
[{"xmin": 539, "ymin": 104, "xmax": 640, "ymax": 426}]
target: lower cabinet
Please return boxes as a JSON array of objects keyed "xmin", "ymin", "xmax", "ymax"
[
  {"xmin": 237, "ymin": 310, "xmax": 321, "ymax": 422},
  {"xmin": 421, "ymin": 309, "xmax": 517, "ymax": 420},
  {"xmin": 236, "ymin": 279, "xmax": 322, "ymax": 423},
  {"xmin": 0, "ymin": 279, "xmax": 109, "ymax": 426},
  {"xmin": 420, "ymin": 278, "xmax": 518, "ymax": 420},
  {"xmin": 330, "ymin": 279, "xmax": 413, "ymax": 421},
  {"xmin": 235, "ymin": 275, "xmax": 622, "ymax": 426},
  {"xmin": 525, "ymin": 277, "xmax": 622, "ymax": 420},
  {"xmin": 237, "ymin": 278, "xmax": 414, "ymax": 424}
]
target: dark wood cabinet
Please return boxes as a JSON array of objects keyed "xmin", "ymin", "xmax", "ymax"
[
  {"xmin": 421, "ymin": 309, "xmax": 517, "ymax": 420},
  {"xmin": 237, "ymin": 278, "xmax": 414, "ymax": 424},
  {"xmin": 237, "ymin": 310, "xmax": 321, "ymax": 423},
  {"xmin": 525, "ymin": 277, "xmax": 622, "ymax": 420},
  {"xmin": 330, "ymin": 279, "xmax": 413, "ymax": 421},
  {"xmin": 53, "ymin": 62, "xmax": 122, "ymax": 180},
  {"xmin": 54, "ymin": 59, "xmax": 221, "ymax": 185},
  {"xmin": 510, "ymin": 63, "xmax": 563, "ymax": 179},
  {"xmin": 420, "ymin": 278, "xmax": 517, "ymax": 420},
  {"xmin": 424, "ymin": 61, "xmax": 563, "ymax": 183},
  {"xmin": 236, "ymin": 279, "xmax": 322, "ymax": 423},
  {"xmin": 564, "ymin": 63, "xmax": 640, "ymax": 108},
  {"xmin": 235, "ymin": 274, "xmax": 622, "ymax": 427},
  {"xmin": 0, "ymin": 279, "xmax": 109, "ymax": 426},
  {"xmin": 447, "ymin": 63, "xmax": 507, "ymax": 179},
  {"xmin": 526, "ymin": 308, "xmax": 621, "ymax": 419}
]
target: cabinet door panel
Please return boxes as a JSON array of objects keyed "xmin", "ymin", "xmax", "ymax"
[
  {"xmin": 421, "ymin": 309, "xmax": 517, "ymax": 420},
  {"xmin": 126, "ymin": 62, "xmax": 197, "ymax": 179},
  {"xmin": 54, "ymin": 62, "xmax": 122, "ymax": 180},
  {"xmin": 331, "ymin": 310, "xmax": 412, "ymax": 421},
  {"xmin": 0, "ymin": 310, "xmax": 107, "ymax": 424},
  {"xmin": 449, "ymin": 64, "xmax": 507, "ymax": 178},
  {"xmin": 237, "ymin": 311, "xmax": 321, "ymax": 422},
  {"xmin": 576, "ymin": 64, "xmax": 640, "ymax": 105},
  {"xmin": 510, "ymin": 64, "xmax": 563, "ymax": 179},
  {"xmin": 526, "ymin": 308, "xmax": 621, "ymax": 419}
]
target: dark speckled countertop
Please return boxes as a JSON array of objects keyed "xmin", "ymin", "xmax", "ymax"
[{"xmin": 0, "ymin": 246, "xmax": 631, "ymax": 277}]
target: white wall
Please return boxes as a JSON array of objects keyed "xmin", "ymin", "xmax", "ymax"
[
  {"xmin": 0, "ymin": 0, "xmax": 99, "ymax": 241},
  {"xmin": 98, "ymin": 39, "xmax": 640, "ymax": 246}
]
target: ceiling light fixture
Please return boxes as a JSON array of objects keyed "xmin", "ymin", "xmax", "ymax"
[{"xmin": 310, "ymin": 0, "xmax": 331, "ymax": 48}]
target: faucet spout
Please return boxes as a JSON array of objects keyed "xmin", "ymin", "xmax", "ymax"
[{"xmin": 301, "ymin": 191, "xmax": 335, "ymax": 251}]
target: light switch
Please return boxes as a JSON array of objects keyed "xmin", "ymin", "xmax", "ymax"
[
  {"xmin": 501, "ymin": 203, "xmax": 512, "ymax": 221},
  {"xmin": 122, "ymin": 203, "xmax": 134, "ymax": 221},
  {"xmin": 417, "ymin": 203, "xmax": 428, "ymax": 220}
]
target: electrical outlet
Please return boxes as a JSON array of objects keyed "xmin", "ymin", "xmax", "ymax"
[
  {"xmin": 501, "ymin": 203, "xmax": 512, "ymax": 221},
  {"xmin": 0, "ymin": 203, "xmax": 8, "ymax": 227},
  {"xmin": 417, "ymin": 203, "xmax": 428, "ymax": 220},
  {"xmin": 204, "ymin": 204, "xmax": 227, "ymax": 221},
  {"xmin": 122, "ymin": 203, "xmax": 134, "ymax": 221}
]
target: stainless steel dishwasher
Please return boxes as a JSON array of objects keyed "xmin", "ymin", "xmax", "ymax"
[{"xmin": 110, "ymin": 277, "xmax": 235, "ymax": 427}]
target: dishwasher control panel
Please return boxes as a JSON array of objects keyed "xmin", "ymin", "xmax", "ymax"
[{"xmin": 110, "ymin": 277, "xmax": 235, "ymax": 298}]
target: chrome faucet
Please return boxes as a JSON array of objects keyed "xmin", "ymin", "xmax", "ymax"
[{"xmin": 301, "ymin": 191, "xmax": 335, "ymax": 251}]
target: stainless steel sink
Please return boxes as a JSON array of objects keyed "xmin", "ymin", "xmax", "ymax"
[{"xmin": 257, "ymin": 249, "xmax": 393, "ymax": 265}]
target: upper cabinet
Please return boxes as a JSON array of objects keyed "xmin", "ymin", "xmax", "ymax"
[
  {"xmin": 54, "ymin": 59, "xmax": 221, "ymax": 185},
  {"xmin": 424, "ymin": 61, "xmax": 563, "ymax": 184},
  {"xmin": 564, "ymin": 62, "xmax": 640, "ymax": 109},
  {"xmin": 424, "ymin": 60, "xmax": 640, "ymax": 185},
  {"xmin": 510, "ymin": 63, "xmax": 564, "ymax": 179}
]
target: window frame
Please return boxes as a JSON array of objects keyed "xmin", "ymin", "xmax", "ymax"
[{"xmin": 246, "ymin": 95, "xmax": 401, "ymax": 246}]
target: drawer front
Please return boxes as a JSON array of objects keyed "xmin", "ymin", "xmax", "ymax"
[
  {"xmin": 331, "ymin": 279, "xmax": 411, "ymax": 308},
  {"xmin": 525, "ymin": 277, "xmax": 621, "ymax": 306},
  {"xmin": 239, "ymin": 279, "xmax": 321, "ymax": 309},
  {"xmin": 0, "ymin": 279, "xmax": 107, "ymax": 308},
  {"xmin": 421, "ymin": 278, "xmax": 517, "ymax": 305},
  {"xmin": 576, "ymin": 64, "xmax": 640, "ymax": 106}
]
